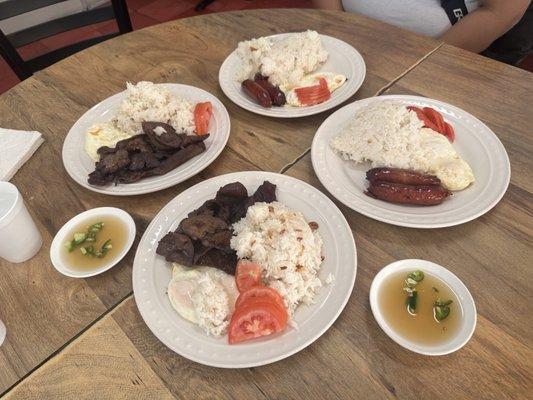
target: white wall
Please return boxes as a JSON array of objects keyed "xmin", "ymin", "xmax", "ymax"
[{"xmin": 0, "ymin": 0, "xmax": 110, "ymax": 35}]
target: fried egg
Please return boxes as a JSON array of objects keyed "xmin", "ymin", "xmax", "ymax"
[
  {"xmin": 418, "ymin": 128, "xmax": 475, "ymax": 191},
  {"xmin": 84, "ymin": 122, "xmax": 132, "ymax": 162},
  {"xmin": 167, "ymin": 263, "xmax": 238, "ymax": 336},
  {"xmin": 282, "ymin": 72, "xmax": 347, "ymax": 107}
]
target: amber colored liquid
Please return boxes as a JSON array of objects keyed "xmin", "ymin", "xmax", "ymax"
[
  {"xmin": 378, "ymin": 271, "xmax": 463, "ymax": 346},
  {"xmin": 60, "ymin": 215, "xmax": 128, "ymax": 271}
]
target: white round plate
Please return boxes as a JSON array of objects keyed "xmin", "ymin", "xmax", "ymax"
[
  {"xmin": 63, "ymin": 84, "xmax": 231, "ymax": 196},
  {"xmin": 132, "ymin": 171, "xmax": 357, "ymax": 368},
  {"xmin": 219, "ymin": 33, "xmax": 366, "ymax": 118},
  {"xmin": 311, "ymin": 95, "xmax": 511, "ymax": 228},
  {"xmin": 370, "ymin": 259, "xmax": 476, "ymax": 356}
]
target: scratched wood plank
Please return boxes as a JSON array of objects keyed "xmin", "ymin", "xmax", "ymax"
[{"xmin": 3, "ymin": 316, "xmax": 175, "ymax": 400}]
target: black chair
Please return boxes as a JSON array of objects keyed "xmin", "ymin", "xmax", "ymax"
[{"xmin": 0, "ymin": 0, "xmax": 132, "ymax": 80}]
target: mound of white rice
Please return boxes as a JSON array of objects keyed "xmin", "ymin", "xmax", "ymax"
[
  {"xmin": 191, "ymin": 273, "xmax": 231, "ymax": 337},
  {"xmin": 329, "ymin": 100, "xmax": 475, "ymax": 190},
  {"xmin": 231, "ymin": 201, "xmax": 323, "ymax": 316},
  {"xmin": 235, "ymin": 30, "xmax": 328, "ymax": 87},
  {"xmin": 112, "ymin": 81, "xmax": 195, "ymax": 135}
]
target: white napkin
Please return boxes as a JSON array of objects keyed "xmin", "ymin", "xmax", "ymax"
[{"xmin": 0, "ymin": 128, "xmax": 44, "ymax": 181}]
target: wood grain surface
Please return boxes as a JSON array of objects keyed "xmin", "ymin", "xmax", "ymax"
[
  {"xmin": 0, "ymin": 9, "xmax": 440, "ymax": 395},
  {"xmin": 0, "ymin": 9, "xmax": 531, "ymax": 400}
]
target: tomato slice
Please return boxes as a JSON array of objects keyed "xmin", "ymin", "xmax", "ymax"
[
  {"xmin": 228, "ymin": 300, "xmax": 287, "ymax": 344},
  {"xmin": 295, "ymin": 77, "xmax": 331, "ymax": 106},
  {"xmin": 235, "ymin": 260, "xmax": 262, "ymax": 293},
  {"xmin": 407, "ymin": 106, "xmax": 439, "ymax": 133},
  {"xmin": 423, "ymin": 107, "xmax": 445, "ymax": 132},
  {"xmin": 443, "ymin": 121, "xmax": 455, "ymax": 142},
  {"xmin": 235, "ymin": 286, "xmax": 287, "ymax": 313},
  {"xmin": 193, "ymin": 101, "xmax": 212, "ymax": 135}
]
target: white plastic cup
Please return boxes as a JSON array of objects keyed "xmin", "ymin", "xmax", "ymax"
[
  {"xmin": 0, "ymin": 182, "xmax": 42, "ymax": 263},
  {"xmin": 0, "ymin": 319, "xmax": 5, "ymax": 346}
]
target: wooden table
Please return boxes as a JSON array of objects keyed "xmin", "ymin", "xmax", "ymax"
[{"xmin": 0, "ymin": 9, "xmax": 531, "ymax": 399}]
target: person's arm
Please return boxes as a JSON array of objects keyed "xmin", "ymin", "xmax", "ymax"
[
  {"xmin": 311, "ymin": 0, "xmax": 344, "ymax": 11},
  {"xmin": 440, "ymin": 0, "xmax": 530, "ymax": 53}
]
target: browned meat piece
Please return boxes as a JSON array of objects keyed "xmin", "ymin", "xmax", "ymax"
[
  {"xmin": 129, "ymin": 152, "xmax": 160, "ymax": 171},
  {"xmin": 178, "ymin": 215, "xmax": 228, "ymax": 240},
  {"xmin": 97, "ymin": 146, "xmax": 116, "ymax": 156},
  {"xmin": 201, "ymin": 230, "xmax": 233, "ymax": 253},
  {"xmin": 146, "ymin": 142, "xmax": 206, "ymax": 176},
  {"xmin": 253, "ymin": 180, "xmax": 277, "ymax": 203},
  {"xmin": 115, "ymin": 170, "xmax": 146, "ymax": 184},
  {"xmin": 194, "ymin": 248, "xmax": 238, "ymax": 275},
  {"xmin": 87, "ymin": 169, "xmax": 114, "ymax": 186},
  {"xmin": 155, "ymin": 180, "xmax": 277, "ymax": 275},
  {"xmin": 365, "ymin": 181, "xmax": 451, "ymax": 206},
  {"xmin": 254, "ymin": 74, "xmax": 286, "ymax": 106},
  {"xmin": 88, "ymin": 127, "xmax": 208, "ymax": 187},
  {"xmin": 156, "ymin": 232, "xmax": 194, "ymax": 265},
  {"xmin": 142, "ymin": 121, "xmax": 181, "ymax": 150},
  {"xmin": 96, "ymin": 148, "xmax": 130, "ymax": 175},
  {"xmin": 180, "ymin": 134, "xmax": 209, "ymax": 148},
  {"xmin": 366, "ymin": 167, "xmax": 441, "ymax": 186},
  {"xmin": 116, "ymin": 135, "xmax": 153, "ymax": 153},
  {"xmin": 215, "ymin": 182, "xmax": 248, "ymax": 206}
]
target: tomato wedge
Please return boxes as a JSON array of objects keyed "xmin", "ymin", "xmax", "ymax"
[
  {"xmin": 193, "ymin": 101, "xmax": 212, "ymax": 135},
  {"xmin": 235, "ymin": 286, "xmax": 287, "ymax": 312},
  {"xmin": 235, "ymin": 260, "xmax": 262, "ymax": 293},
  {"xmin": 443, "ymin": 121, "xmax": 455, "ymax": 142},
  {"xmin": 407, "ymin": 106, "xmax": 439, "ymax": 132},
  {"xmin": 295, "ymin": 77, "xmax": 331, "ymax": 106},
  {"xmin": 228, "ymin": 300, "xmax": 287, "ymax": 344},
  {"xmin": 423, "ymin": 107, "xmax": 445, "ymax": 132},
  {"xmin": 407, "ymin": 105, "xmax": 455, "ymax": 142}
]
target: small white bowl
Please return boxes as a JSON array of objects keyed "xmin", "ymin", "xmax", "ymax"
[
  {"xmin": 369, "ymin": 259, "xmax": 476, "ymax": 356},
  {"xmin": 50, "ymin": 207, "xmax": 136, "ymax": 278}
]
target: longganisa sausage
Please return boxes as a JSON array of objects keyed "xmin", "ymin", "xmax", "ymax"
[
  {"xmin": 254, "ymin": 74, "xmax": 286, "ymax": 106},
  {"xmin": 365, "ymin": 181, "xmax": 451, "ymax": 206},
  {"xmin": 366, "ymin": 167, "xmax": 441, "ymax": 186},
  {"xmin": 241, "ymin": 79, "xmax": 272, "ymax": 108}
]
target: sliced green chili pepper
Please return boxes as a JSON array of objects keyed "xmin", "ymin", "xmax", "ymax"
[
  {"xmin": 65, "ymin": 241, "xmax": 74, "ymax": 252},
  {"xmin": 406, "ymin": 291, "xmax": 418, "ymax": 314},
  {"xmin": 408, "ymin": 270, "xmax": 425, "ymax": 282},
  {"xmin": 73, "ymin": 233, "xmax": 87, "ymax": 244}
]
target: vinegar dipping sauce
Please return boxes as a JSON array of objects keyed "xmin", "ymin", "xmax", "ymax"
[
  {"xmin": 60, "ymin": 215, "xmax": 129, "ymax": 271},
  {"xmin": 378, "ymin": 270, "xmax": 463, "ymax": 346}
]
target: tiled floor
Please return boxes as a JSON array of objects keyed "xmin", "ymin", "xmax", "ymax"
[{"xmin": 1, "ymin": 0, "xmax": 531, "ymax": 94}]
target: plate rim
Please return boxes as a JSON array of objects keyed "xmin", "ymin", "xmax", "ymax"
[
  {"xmin": 62, "ymin": 83, "xmax": 231, "ymax": 196},
  {"xmin": 218, "ymin": 32, "xmax": 366, "ymax": 118},
  {"xmin": 132, "ymin": 171, "xmax": 357, "ymax": 368},
  {"xmin": 311, "ymin": 94, "xmax": 511, "ymax": 229}
]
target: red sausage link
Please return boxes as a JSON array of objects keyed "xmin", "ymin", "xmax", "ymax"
[
  {"xmin": 366, "ymin": 167, "xmax": 441, "ymax": 186},
  {"xmin": 254, "ymin": 74, "xmax": 286, "ymax": 106},
  {"xmin": 365, "ymin": 181, "xmax": 451, "ymax": 206},
  {"xmin": 242, "ymin": 79, "xmax": 272, "ymax": 108}
]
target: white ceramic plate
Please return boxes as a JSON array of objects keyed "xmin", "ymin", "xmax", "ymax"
[
  {"xmin": 370, "ymin": 259, "xmax": 476, "ymax": 356},
  {"xmin": 63, "ymin": 84, "xmax": 231, "ymax": 196},
  {"xmin": 50, "ymin": 207, "xmax": 136, "ymax": 278},
  {"xmin": 219, "ymin": 33, "xmax": 366, "ymax": 118},
  {"xmin": 132, "ymin": 171, "xmax": 357, "ymax": 368},
  {"xmin": 311, "ymin": 95, "xmax": 511, "ymax": 228}
]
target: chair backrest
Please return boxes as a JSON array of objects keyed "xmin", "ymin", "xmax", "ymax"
[{"xmin": 0, "ymin": 0, "xmax": 132, "ymax": 80}]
